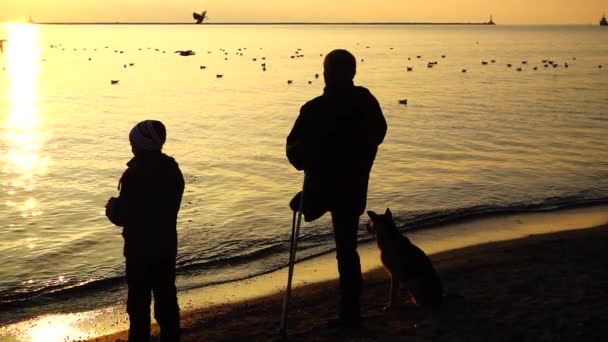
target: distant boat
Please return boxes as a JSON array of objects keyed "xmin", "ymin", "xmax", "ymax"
[
  {"xmin": 601, "ymin": 13, "xmax": 608, "ymax": 26},
  {"xmin": 193, "ymin": 11, "xmax": 207, "ymax": 24}
]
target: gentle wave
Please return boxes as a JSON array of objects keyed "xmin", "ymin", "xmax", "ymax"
[{"xmin": 2, "ymin": 192, "xmax": 606, "ymax": 307}]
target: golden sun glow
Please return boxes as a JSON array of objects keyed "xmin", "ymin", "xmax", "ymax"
[{"xmin": 1, "ymin": 23, "xmax": 48, "ymax": 216}]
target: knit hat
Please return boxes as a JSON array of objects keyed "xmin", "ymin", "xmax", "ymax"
[{"xmin": 129, "ymin": 120, "xmax": 166, "ymax": 151}]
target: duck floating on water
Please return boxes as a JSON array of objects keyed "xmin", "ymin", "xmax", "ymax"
[{"xmin": 175, "ymin": 50, "xmax": 196, "ymax": 56}]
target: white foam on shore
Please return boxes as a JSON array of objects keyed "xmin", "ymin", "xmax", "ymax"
[{"xmin": 1, "ymin": 205, "xmax": 607, "ymax": 341}]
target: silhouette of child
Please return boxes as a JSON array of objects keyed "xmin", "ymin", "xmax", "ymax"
[{"xmin": 106, "ymin": 120, "xmax": 184, "ymax": 341}]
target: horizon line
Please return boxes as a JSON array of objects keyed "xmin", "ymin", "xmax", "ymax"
[{"xmin": 28, "ymin": 21, "xmax": 498, "ymax": 26}]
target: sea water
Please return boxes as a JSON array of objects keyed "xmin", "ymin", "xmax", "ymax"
[{"xmin": 0, "ymin": 24, "xmax": 607, "ymax": 325}]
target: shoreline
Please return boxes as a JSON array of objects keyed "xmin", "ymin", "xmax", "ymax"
[
  {"xmin": 96, "ymin": 223, "xmax": 608, "ymax": 341},
  {"xmin": 1, "ymin": 204, "xmax": 607, "ymax": 341}
]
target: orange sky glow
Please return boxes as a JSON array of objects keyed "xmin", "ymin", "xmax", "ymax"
[{"xmin": 0, "ymin": 0, "xmax": 606, "ymax": 24}]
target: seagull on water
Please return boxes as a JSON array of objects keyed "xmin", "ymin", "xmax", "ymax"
[{"xmin": 175, "ymin": 50, "xmax": 196, "ymax": 56}]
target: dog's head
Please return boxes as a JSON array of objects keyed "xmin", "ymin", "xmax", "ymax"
[{"xmin": 366, "ymin": 208, "xmax": 396, "ymax": 234}]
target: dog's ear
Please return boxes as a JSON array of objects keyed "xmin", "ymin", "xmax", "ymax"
[
  {"xmin": 367, "ymin": 210, "xmax": 378, "ymax": 221},
  {"xmin": 385, "ymin": 208, "xmax": 392, "ymax": 218}
]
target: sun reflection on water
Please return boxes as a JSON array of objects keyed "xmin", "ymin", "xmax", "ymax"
[
  {"xmin": 28, "ymin": 316, "xmax": 89, "ymax": 342},
  {"xmin": 1, "ymin": 313, "xmax": 96, "ymax": 342},
  {"xmin": 1, "ymin": 23, "xmax": 48, "ymax": 217},
  {"xmin": 0, "ymin": 307, "xmax": 128, "ymax": 342}
]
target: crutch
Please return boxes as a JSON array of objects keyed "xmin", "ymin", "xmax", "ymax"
[{"xmin": 279, "ymin": 174, "xmax": 306, "ymax": 340}]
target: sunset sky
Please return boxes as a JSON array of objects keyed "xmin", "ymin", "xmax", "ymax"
[{"xmin": 0, "ymin": 0, "xmax": 606, "ymax": 24}]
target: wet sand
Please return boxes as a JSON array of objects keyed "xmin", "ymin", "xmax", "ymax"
[{"xmin": 92, "ymin": 223, "xmax": 608, "ymax": 341}]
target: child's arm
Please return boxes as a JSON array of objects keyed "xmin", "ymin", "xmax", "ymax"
[
  {"xmin": 105, "ymin": 197, "xmax": 123, "ymax": 226},
  {"xmin": 105, "ymin": 169, "xmax": 144, "ymax": 226}
]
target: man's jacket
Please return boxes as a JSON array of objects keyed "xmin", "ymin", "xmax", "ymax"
[{"xmin": 286, "ymin": 81, "xmax": 387, "ymax": 220}]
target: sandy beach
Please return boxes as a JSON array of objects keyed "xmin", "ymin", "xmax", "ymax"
[{"xmin": 89, "ymin": 222, "xmax": 608, "ymax": 342}]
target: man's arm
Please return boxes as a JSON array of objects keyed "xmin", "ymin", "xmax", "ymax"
[
  {"xmin": 367, "ymin": 92, "xmax": 388, "ymax": 146},
  {"xmin": 174, "ymin": 163, "xmax": 185, "ymax": 213},
  {"xmin": 286, "ymin": 104, "xmax": 312, "ymax": 171}
]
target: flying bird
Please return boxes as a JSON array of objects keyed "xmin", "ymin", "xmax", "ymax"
[{"xmin": 193, "ymin": 11, "xmax": 208, "ymax": 24}]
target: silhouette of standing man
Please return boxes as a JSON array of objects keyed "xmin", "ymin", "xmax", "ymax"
[
  {"xmin": 106, "ymin": 120, "xmax": 184, "ymax": 341},
  {"xmin": 286, "ymin": 49, "xmax": 387, "ymax": 327}
]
